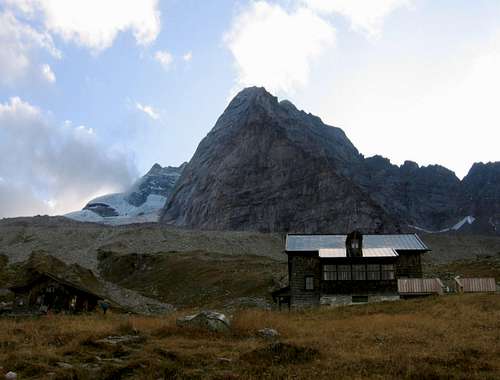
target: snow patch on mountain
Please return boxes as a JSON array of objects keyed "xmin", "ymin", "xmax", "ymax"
[
  {"xmin": 64, "ymin": 163, "xmax": 184, "ymax": 225},
  {"xmin": 65, "ymin": 193, "xmax": 167, "ymax": 225},
  {"xmin": 410, "ymin": 216, "xmax": 476, "ymax": 233}
]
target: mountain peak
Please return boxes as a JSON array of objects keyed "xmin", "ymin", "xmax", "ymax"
[
  {"xmin": 233, "ymin": 86, "xmax": 273, "ymax": 100},
  {"xmin": 211, "ymin": 87, "xmax": 279, "ymax": 132}
]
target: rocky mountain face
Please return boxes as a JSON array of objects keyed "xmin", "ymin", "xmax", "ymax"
[
  {"xmin": 457, "ymin": 162, "xmax": 500, "ymax": 234},
  {"xmin": 65, "ymin": 163, "xmax": 185, "ymax": 225},
  {"xmin": 161, "ymin": 87, "xmax": 398, "ymax": 233},
  {"xmin": 126, "ymin": 163, "xmax": 187, "ymax": 207},
  {"xmin": 161, "ymin": 87, "xmax": 500, "ymax": 234}
]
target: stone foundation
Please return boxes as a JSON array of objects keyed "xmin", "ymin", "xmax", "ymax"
[{"xmin": 320, "ymin": 294, "xmax": 400, "ymax": 307}]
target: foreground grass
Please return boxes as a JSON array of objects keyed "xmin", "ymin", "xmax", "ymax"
[{"xmin": 1, "ymin": 294, "xmax": 500, "ymax": 379}]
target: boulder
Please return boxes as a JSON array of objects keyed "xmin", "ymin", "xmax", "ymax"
[
  {"xmin": 257, "ymin": 328, "xmax": 279, "ymax": 339},
  {"xmin": 5, "ymin": 372, "xmax": 17, "ymax": 380},
  {"xmin": 176, "ymin": 310, "xmax": 230, "ymax": 332}
]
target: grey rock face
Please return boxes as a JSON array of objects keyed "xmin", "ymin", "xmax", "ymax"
[
  {"xmin": 126, "ymin": 163, "xmax": 186, "ymax": 207},
  {"xmin": 162, "ymin": 87, "xmax": 399, "ymax": 233},
  {"xmin": 359, "ymin": 157, "xmax": 462, "ymax": 230},
  {"xmin": 458, "ymin": 162, "xmax": 500, "ymax": 234},
  {"xmin": 161, "ymin": 87, "xmax": 499, "ymax": 234}
]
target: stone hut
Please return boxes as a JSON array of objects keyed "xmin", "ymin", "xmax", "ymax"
[
  {"xmin": 9, "ymin": 253, "xmax": 104, "ymax": 314},
  {"xmin": 275, "ymin": 232, "xmax": 430, "ymax": 308}
]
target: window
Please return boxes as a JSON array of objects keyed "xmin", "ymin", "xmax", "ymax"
[
  {"xmin": 323, "ymin": 265, "xmax": 337, "ymax": 281},
  {"xmin": 305, "ymin": 276, "xmax": 314, "ymax": 290},
  {"xmin": 381, "ymin": 264, "xmax": 395, "ymax": 280},
  {"xmin": 352, "ymin": 264, "xmax": 366, "ymax": 280},
  {"xmin": 367, "ymin": 264, "xmax": 381, "ymax": 280},
  {"xmin": 351, "ymin": 239, "xmax": 359, "ymax": 249},
  {"xmin": 338, "ymin": 265, "xmax": 351, "ymax": 280}
]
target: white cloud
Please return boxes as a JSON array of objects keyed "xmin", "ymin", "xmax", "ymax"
[
  {"xmin": 303, "ymin": 0, "xmax": 412, "ymax": 37},
  {"xmin": 40, "ymin": 63, "xmax": 55, "ymax": 82},
  {"xmin": 136, "ymin": 102, "xmax": 160, "ymax": 120},
  {"xmin": 5, "ymin": 0, "xmax": 161, "ymax": 52},
  {"xmin": 183, "ymin": 51, "xmax": 192, "ymax": 62},
  {"xmin": 224, "ymin": 1, "xmax": 335, "ymax": 95},
  {"xmin": 0, "ymin": 11, "xmax": 61, "ymax": 85},
  {"xmin": 154, "ymin": 50, "xmax": 173, "ymax": 69},
  {"xmin": 0, "ymin": 97, "xmax": 137, "ymax": 217}
]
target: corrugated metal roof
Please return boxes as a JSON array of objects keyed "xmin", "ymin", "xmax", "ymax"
[
  {"xmin": 319, "ymin": 248, "xmax": 346, "ymax": 258},
  {"xmin": 362, "ymin": 248, "xmax": 398, "ymax": 257},
  {"xmin": 398, "ymin": 278, "xmax": 444, "ymax": 295},
  {"xmin": 318, "ymin": 247, "xmax": 398, "ymax": 258},
  {"xmin": 286, "ymin": 234, "xmax": 429, "ymax": 251},
  {"xmin": 287, "ymin": 235, "xmax": 345, "ymax": 251},
  {"xmin": 455, "ymin": 278, "xmax": 496, "ymax": 293}
]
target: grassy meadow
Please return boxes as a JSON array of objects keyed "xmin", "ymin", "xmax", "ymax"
[{"xmin": 1, "ymin": 294, "xmax": 500, "ymax": 379}]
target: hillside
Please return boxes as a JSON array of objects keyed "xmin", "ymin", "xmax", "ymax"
[
  {"xmin": 1, "ymin": 294, "xmax": 499, "ymax": 379},
  {"xmin": 1, "ymin": 216, "xmax": 500, "ymax": 307}
]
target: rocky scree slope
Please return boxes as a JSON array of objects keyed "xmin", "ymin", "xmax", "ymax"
[{"xmin": 161, "ymin": 87, "xmax": 500, "ymax": 234}]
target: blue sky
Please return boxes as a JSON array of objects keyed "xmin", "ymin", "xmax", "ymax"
[{"xmin": 1, "ymin": 0, "xmax": 500, "ymax": 217}]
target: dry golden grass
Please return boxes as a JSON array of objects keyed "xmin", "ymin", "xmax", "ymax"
[{"xmin": 1, "ymin": 294, "xmax": 500, "ymax": 379}]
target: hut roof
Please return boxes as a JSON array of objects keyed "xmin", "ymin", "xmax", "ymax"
[
  {"xmin": 9, "ymin": 252, "xmax": 105, "ymax": 299},
  {"xmin": 286, "ymin": 234, "xmax": 429, "ymax": 252}
]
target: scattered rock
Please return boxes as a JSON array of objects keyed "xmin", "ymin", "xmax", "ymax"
[
  {"xmin": 257, "ymin": 328, "xmax": 279, "ymax": 339},
  {"xmin": 5, "ymin": 372, "xmax": 17, "ymax": 380},
  {"xmin": 80, "ymin": 363, "xmax": 101, "ymax": 372},
  {"xmin": 224, "ymin": 297, "xmax": 272, "ymax": 310},
  {"xmin": 95, "ymin": 335, "xmax": 145, "ymax": 345},
  {"xmin": 56, "ymin": 362, "xmax": 73, "ymax": 369},
  {"xmin": 217, "ymin": 357, "xmax": 233, "ymax": 363},
  {"xmin": 177, "ymin": 310, "xmax": 231, "ymax": 332}
]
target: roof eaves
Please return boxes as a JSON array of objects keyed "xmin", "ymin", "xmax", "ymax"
[{"xmin": 413, "ymin": 233, "xmax": 431, "ymax": 251}]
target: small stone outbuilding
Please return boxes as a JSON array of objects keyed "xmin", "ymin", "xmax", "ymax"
[{"xmin": 9, "ymin": 253, "xmax": 105, "ymax": 314}]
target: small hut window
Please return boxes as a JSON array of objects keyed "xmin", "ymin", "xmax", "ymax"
[
  {"xmin": 351, "ymin": 239, "xmax": 359, "ymax": 249},
  {"xmin": 352, "ymin": 264, "xmax": 366, "ymax": 280},
  {"xmin": 338, "ymin": 265, "xmax": 351, "ymax": 280},
  {"xmin": 323, "ymin": 265, "xmax": 337, "ymax": 281},
  {"xmin": 381, "ymin": 264, "xmax": 395, "ymax": 280},
  {"xmin": 305, "ymin": 276, "xmax": 314, "ymax": 290},
  {"xmin": 367, "ymin": 264, "xmax": 381, "ymax": 280}
]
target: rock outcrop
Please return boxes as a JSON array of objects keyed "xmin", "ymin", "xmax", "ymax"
[
  {"xmin": 458, "ymin": 162, "xmax": 500, "ymax": 234},
  {"xmin": 161, "ymin": 87, "xmax": 399, "ymax": 233},
  {"xmin": 161, "ymin": 87, "xmax": 499, "ymax": 235},
  {"xmin": 176, "ymin": 310, "xmax": 231, "ymax": 332}
]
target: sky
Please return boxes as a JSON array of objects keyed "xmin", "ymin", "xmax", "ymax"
[{"xmin": 0, "ymin": 0, "xmax": 499, "ymax": 218}]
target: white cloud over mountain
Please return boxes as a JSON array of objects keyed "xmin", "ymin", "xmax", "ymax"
[
  {"xmin": 224, "ymin": 0, "xmax": 414, "ymax": 96},
  {"xmin": 136, "ymin": 102, "xmax": 160, "ymax": 120},
  {"xmin": 40, "ymin": 63, "xmax": 55, "ymax": 82},
  {"xmin": 0, "ymin": 0, "xmax": 161, "ymax": 85},
  {"xmin": 5, "ymin": 0, "xmax": 161, "ymax": 52},
  {"xmin": 225, "ymin": 1, "xmax": 335, "ymax": 95},
  {"xmin": 302, "ymin": 0, "xmax": 412, "ymax": 37},
  {"xmin": 0, "ymin": 97, "xmax": 137, "ymax": 218},
  {"xmin": 0, "ymin": 10, "xmax": 61, "ymax": 85},
  {"xmin": 154, "ymin": 50, "xmax": 173, "ymax": 69}
]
